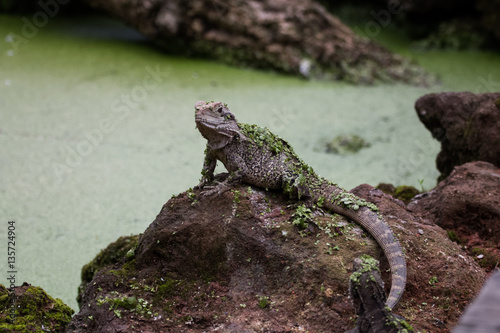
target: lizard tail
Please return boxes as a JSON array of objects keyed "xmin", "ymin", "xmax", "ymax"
[{"xmin": 317, "ymin": 189, "xmax": 407, "ymax": 309}]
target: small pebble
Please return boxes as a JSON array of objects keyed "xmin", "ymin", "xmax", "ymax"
[
  {"xmin": 418, "ymin": 229, "xmax": 424, "ymax": 235},
  {"xmin": 477, "ymin": 254, "xmax": 484, "ymax": 259}
]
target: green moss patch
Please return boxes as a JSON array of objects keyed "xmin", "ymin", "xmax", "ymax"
[{"xmin": 0, "ymin": 284, "xmax": 73, "ymax": 333}]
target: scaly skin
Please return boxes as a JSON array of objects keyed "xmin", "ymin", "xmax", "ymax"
[{"xmin": 194, "ymin": 101, "xmax": 407, "ymax": 309}]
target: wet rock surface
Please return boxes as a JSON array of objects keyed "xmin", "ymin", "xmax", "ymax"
[
  {"xmin": 67, "ymin": 182, "xmax": 485, "ymax": 332},
  {"xmin": 415, "ymin": 92, "xmax": 500, "ymax": 180}
]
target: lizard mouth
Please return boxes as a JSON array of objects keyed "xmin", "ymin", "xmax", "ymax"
[{"xmin": 195, "ymin": 113, "xmax": 240, "ymax": 141}]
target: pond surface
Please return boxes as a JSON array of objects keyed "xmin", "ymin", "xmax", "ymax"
[{"xmin": 1, "ymin": 14, "xmax": 499, "ymax": 310}]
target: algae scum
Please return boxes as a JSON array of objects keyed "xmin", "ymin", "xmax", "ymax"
[{"xmin": 1, "ymin": 13, "xmax": 500, "ymax": 313}]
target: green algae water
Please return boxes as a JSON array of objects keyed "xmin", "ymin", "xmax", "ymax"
[{"xmin": 1, "ymin": 14, "xmax": 499, "ymax": 310}]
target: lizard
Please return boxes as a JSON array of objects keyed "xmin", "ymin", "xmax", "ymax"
[{"xmin": 194, "ymin": 101, "xmax": 407, "ymax": 309}]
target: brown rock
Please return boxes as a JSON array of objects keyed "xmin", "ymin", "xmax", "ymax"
[
  {"xmin": 68, "ymin": 182, "xmax": 485, "ymax": 332},
  {"xmin": 415, "ymin": 91, "xmax": 500, "ymax": 180},
  {"xmin": 408, "ymin": 161, "xmax": 500, "ymax": 271}
]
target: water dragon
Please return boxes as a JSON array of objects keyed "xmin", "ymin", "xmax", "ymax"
[{"xmin": 194, "ymin": 101, "xmax": 407, "ymax": 309}]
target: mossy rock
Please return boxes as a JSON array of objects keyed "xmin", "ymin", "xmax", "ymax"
[
  {"xmin": 77, "ymin": 235, "xmax": 140, "ymax": 307},
  {"xmin": 0, "ymin": 283, "xmax": 74, "ymax": 333}
]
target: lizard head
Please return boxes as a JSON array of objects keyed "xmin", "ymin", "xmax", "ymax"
[{"xmin": 195, "ymin": 101, "xmax": 240, "ymax": 149}]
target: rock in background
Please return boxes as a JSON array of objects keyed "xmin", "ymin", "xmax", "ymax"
[
  {"xmin": 415, "ymin": 92, "xmax": 500, "ymax": 180},
  {"xmin": 76, "ymin": 0, "xmax": 433, "ymax": 85}
]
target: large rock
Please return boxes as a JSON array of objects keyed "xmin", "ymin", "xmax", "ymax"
[
  {"xmin": 409, "ymin": 161, "xmax": 500, "ymax": 271},
  {"xmin": 79, "ymin": 0, "xmax": 433, "ymax": 85},
  {"xmin": 415, "ymin": 92, "xmax": 500, "ymax": 180},
  {"xmin": 68, "ymin": 182, "xmax": 485, "ymax": 332}
]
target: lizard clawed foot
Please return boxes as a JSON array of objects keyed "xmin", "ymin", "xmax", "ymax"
[
  {"xmin": 196, "ymin": 172, "xmax": 239, "ymax": 197},
  {"xmin": 194, "ymin": 178, "xmax": 211, "ymax": 190},
  {"xmin": 198, "ymin": 182, "xmax": 217, "ymax": 196},
  {"xmin": 200, "ymin": 188, "xmax": 219, "ymax": 197},
  {"xmin": 200, "ymin": 183, "xmax": 231, "ymax": 197}
]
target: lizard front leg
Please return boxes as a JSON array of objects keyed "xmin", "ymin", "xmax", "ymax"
[
  {"xmin": 195, "ymin": 148, "xmax": 217, "ymax": 189},
  {"xmin": 199, "ymin": 150, "xmax": 247, "ymax": 196}
]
